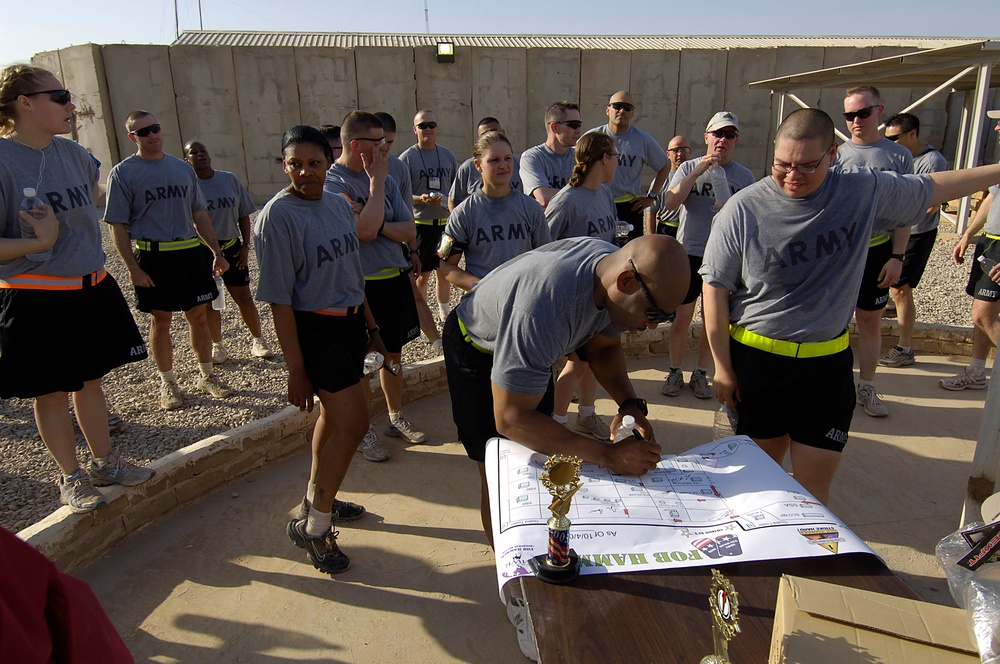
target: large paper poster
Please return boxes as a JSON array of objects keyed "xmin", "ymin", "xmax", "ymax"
[{"xmin": 486, "ymin": 436, "xmax": 874, "ymax": 594}]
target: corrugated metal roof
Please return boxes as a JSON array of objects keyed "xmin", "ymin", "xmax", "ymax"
[{"xmin": 172, "ymin": 31, "xmax": 983, "ymax": 51}]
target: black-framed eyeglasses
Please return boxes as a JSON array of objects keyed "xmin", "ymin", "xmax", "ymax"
[
  {"xmin": 610, "ymin": 102, "xmax": 635, "ymax": 112},
  {"xmin": 555, "ymin": 120, "xmax": 582, "ymax": 129},
  {"xmin": 129, "ymin": 123, "xmax": 162, "ymax": 138},
  {"xmin": 843, "ymin": 105, "xmax": 879, "ymax": 122},
  {"xmin": 667, "ymin": 147, "xmax": 691, "ymax": 154},
  {"xmin": 628, "ymin": 259, "xmax": 673, "ymax": 324},
  {"xmin": 415, "ymin": 122, "xmax": 438, "ymax": 130},
  {"xmin": 354, "ymin": 136, "xmax": 387, "ymax": 146},
  {"xmin": 771, "ymin": 144, "xmax": 834, "ymax": 175},
  {"xmin": 709, "ymin": 129, "xmax": 738, "ymax": 140},
  {"xmin": 24, "ymin": 89, "xmax": 72, "ymax": 105}
]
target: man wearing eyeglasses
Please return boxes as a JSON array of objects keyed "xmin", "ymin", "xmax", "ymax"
[
  {"xmin": 519, "ymin": 101, "xmax": 581, "ymax": 208},
  {"xmin": 878, "ymin": 113, "xmax": 948, "ymax": 371},
  {"xmin": 586, "ymin": 91, "xmax": 671, "ymax": 242},
  {"xmin": 399, "ymin": 110, "xmax": 458, "ymax": 324},
  {"xmin": 644, "ymin": 135, "xmax": 691, "ymax": 237},
  {"xmin": 448, "ymin": 116, "xmax": 523, "ymax": 210},
  {"xmin": 325, "ymin": 111, "xmax": 423, "ymax": 460},
  {"xmin": 836, "ymin": 85, "xmax": 914, "ymax": 418},
  {"xmin": 702, "ymin": 108, "xmax": 1000, "ymax": 505},
  {"xmin": 104, "ymin": 110, "xmax": 233, "ymax": 411},
  {"xmin": 658, "ymin": 112, "xmax": 755, "ymax": 401}
]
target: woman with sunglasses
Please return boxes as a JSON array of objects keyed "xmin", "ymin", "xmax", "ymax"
[
  {"xmin": 0, "ymin": 64, "xmax": 153, "ymax": 513},
  {"xmin": 437, "ymin": 131, "xmax": 551, "ymax": 292},
  {"xmin": 254, "ymin": 124, "xmax": 384, "ymax": 577},
  {"xmin": 543, "ymin": 132, "xmax": 621, "ymax": 441}
]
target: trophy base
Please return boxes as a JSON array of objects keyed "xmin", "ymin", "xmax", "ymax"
[{"xmin": 528, "ymin": 550, "xmax": 581, "ymax": 585}]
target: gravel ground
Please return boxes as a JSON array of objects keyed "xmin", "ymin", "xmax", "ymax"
[{"xmin": 0, "ymin": 216, "xmax": 976, "ymax": 533}]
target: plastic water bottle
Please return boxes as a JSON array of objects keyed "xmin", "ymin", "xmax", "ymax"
[
  {"xmin": 363, "ymin": 352, "xmax": 384, "ymax": 376},
  {"xmin": 20, "ymin": 187, "xmax": 52, "ymax": 262},
  {"xmin": 709, "ymin": 164, "xmax": 731, "ymax": 208},
  {"xmin": 212, "ymin": 276, "xmax": 226, "ymax": 311},
  {"xmin": 979, "ymin": 254, "xmax": 998, "ymax": 272},
  {"xmin": 612, "ymin": 415, "xmax": 638, "ymax": 444},
  {"xmin": 615, "ymin": 220, "xmax": 633, "ymax": 244}
]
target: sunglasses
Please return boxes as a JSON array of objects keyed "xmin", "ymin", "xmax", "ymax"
[
  {"xmin": 628, "ymin": 259, "xmax": 673, "ymax": 324},
  {"xmin": 354, "ymin": 136, "xmax": 387, "ymax": 146},
  {"xmin": 885, "ymin": 133, "xmax": 903, "ymax": 142},
  {"xmin": 129, "ymin": 124, "xmax": 162, "ymax": 138},
  {"xmin": 24, "ymin": 89, "xmax": 72, "ymax": 105},
  {"xmin": 843, "ymin": 105, "xmax": 879, "ymax": 122},
  {"xmin": 709, "ymin": 129, "xmax": 738, "ymax": 140},
  {"xmin": 610, "ymin": 102, "xmax": 635, "ymax": 112},
  {"xmin": 416, "ymin": 122, "xmax": 438, "ymax": 130},
  {"xmin": 555, "ymin": 120, "xmax": 582, "ymax": 129}
]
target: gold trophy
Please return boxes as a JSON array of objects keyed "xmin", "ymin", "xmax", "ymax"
[
  {"xmin": 700, "ymin": 569, "xmax": 741, "ymax": 663},
  {"xmin": 528, "ymin": 455, "xmax": 584, "ymax": 584}
]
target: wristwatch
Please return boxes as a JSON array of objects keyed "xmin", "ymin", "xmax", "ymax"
[
  {"xmin": 618, "ymin": 397, "xmax": 648, "ymax": 416},
  {"xmin": 891, "ymin": 253, "xmax": 905, "ymax": 261},
  {"xmin": 645, "ymin": 192, "xmax": 659, "ymax": 201}
]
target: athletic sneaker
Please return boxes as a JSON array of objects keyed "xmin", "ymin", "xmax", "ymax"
[
  {"xmin": 506, "ymin": 593, "xmax": 539, "ymax": 661},
  {"xmin": 88, "ymin": 450, "xmax": 155, "ymax": 487},
  {"xmin": 940, "ymin": 368, "xmax": 987, "ymax": 391},
  {"xmin": 573, "ymin": 412, "xmax": 611, "ymax": 441},
  {"xmin": 856, "ymin": 384, "xmax": 888, "ymax": 417},
  {"xmin": 196, "ymin": 372, "xmax": 234, "ymax": 398},
  {"xmin": 431, "ymin": 338, "xmax": 443, "ymax": 356},
  {"xmin": 211, "ymin": 343, "xmax": 229, "ymax": 364},
  {"xmin": 295, "ymin": 497, "xmax": 366, "ymax": 522},
  {"xmin": 251, "ymin": 337, "xmax": 274, "ymax": 358},
  {"xmin": 358, "ymin": 425, "xmax": 391, "ymax": 461},
  {"xmin": 286, "ymin": 519, "xmax": 350, "ymax": 575},
  {"xmin": 689, "ymin": 371, "xmax": 713, "ymax": 399},
  {"xmin": 661, "ymin": 368, "xmax": 684, "ymax": 397},
  {"xmin": 59, "ymin": 470, "xmax": 105, "ymax": 514},
  {"xmin": 385, "ymin": 413, "xmax": 428, "ymax": 444},
  {"xmin": 160, "ymin": 380, "xmax": 183, "ymax": 410},
  {"xmin": 879, "ymin": 345, "xmax": 915, "ymax": 367}
]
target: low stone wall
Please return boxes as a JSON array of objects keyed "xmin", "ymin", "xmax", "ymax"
[{"xmin": 18, "ymin": 321, "xmax": 974, "ymax": 571}]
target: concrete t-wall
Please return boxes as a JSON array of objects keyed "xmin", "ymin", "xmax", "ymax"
[{"xmin": 33, "ymin": 42, "xmax": 999, "ymax": 204}]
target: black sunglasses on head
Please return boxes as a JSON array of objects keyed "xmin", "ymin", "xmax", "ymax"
[
  {"xmin": 610, "ymin": 102, "xmax": 635, "ymax": 112},
  {"xmin": 416, "ymin": 121, "xmax": 438, "ymax": 130},
  {"xmin": 843, "ymin": 105, "xmax": 879, "ymax": 122},
  {"xmin": 129, "ymin": 124, "xmax": 162, "ymax": 138},
  {"xmin": 628, "ymin": 259, "xmax": 673, "ymax": 324},
  {"xmin": 24, "ymin": 89, "xmax": 72, "ymax": 105}
]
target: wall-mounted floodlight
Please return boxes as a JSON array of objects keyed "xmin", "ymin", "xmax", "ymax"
[{"xmin": 437, "ymin": 41, "xmax": 455, "ymax": 64}]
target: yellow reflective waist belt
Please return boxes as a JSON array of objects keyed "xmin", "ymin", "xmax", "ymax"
[
  {"xmin": 415, "ymin": 218, "xmax": 447, "ymax": 226},
  {"xmin": 216, "ymin": 237, "xmax": 239, "ymax": 251},
  {"xmin": 730, "ymin": 325, "xmax": 849, "ymax": 359},
  {"xmin": 614, "ymin": 194, "xmax": 637, "ymax": 204},
  {"xmin": 0, "ymin": 268, "xmax": 107, "ymax": 291},
  {"xmin": 136, "ymin": 238, "xmax": 201, "ymax": 251},
  {"xmin": 868, "ymin": 233, "xmax": 891, "ymax": 248},
  {"xmin": 985, "ymin": 233, "xmax": 1000, "ymax": 241},
  {"xmin": 364, "ymin": 266, "xmax": 407, "ymax": 281},
  {"xmin": 457, "ymin": 315, "xmax": 492, "ymax": 355}
]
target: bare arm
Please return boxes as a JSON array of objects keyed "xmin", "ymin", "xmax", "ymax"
[
  {"xmin": 954, "ymin": 192, "xmax": 993, "ymax": 264},
  {"xmin": 632, "ymin": 162, "xmax": 673, "ymax": 212},
  {"xmin": 192, "ymin": 210, "xmax": 229, "ymax": 277},
  {"xmin": 643, "ymin": 207, "xmax": 657, "ymax": 236},
  {"xmin": 379, "ymin": 219, "xmax": 416, "ymax": 244},
  {"xmin": 662, "ymin": 155, "xmax": 716, "ymax": 211},
  {"xmin": 271, "ymin": 303, "xmax": 314, "ymax": 412},
  {"xmin": 235, "ymin": 214, "xmax": 252, "ymax": 269},
  {"xmin": 531, "ymin": 187, "xmax": 559, "ymax": 209},
  {"xmin": 878, "ymin": 226, "xmax": 911, "ymax": 288},
  {"xmin": 703, "ymin": 283, "xmax": 739, "ymax": 408},
  {"xmin": 929, "ymin": 164, "xmax": 1000, "ymax": 207},
  {"xmin": 357, "ymin": 151, "xmax": 389, "ymax": 241},
  {"xmin": 110, "ymin": 222, "xmax": 154, "ymax": 287},
  {"xmin": 439, "ymin": 253, "xmax": 478, "ymax": 291}
]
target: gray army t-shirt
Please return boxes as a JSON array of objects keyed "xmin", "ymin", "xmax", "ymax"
[
  {"xmin": 519, "ymin": 144, "xmax": 575, "ymax": 196},
  {"xmin": 399, "ymin": 144, "xmax": 457, "ymax": 221},
  {"xmin": 449, "ymin": 156, "xmax": 522, "ymax": 207},
  {"xmin": 253, "ymin": 189, "xmax": 364, "ymax": 311},
  {"xmin": 984, "ymin": 184, "xmax": 1000, "ymax": 236},
  {"xmin": 586, "ymin": 124, "xmax": 668, "ymax": 200},
  {"xmin": 700, "ymin": 169, "xmax": 934, "ymax": 344},
  {"xmin": 545, "ymin": 184, "xmax": 618, "ymax": 243},
  {"xmin": 324, "ymin": 163, "xmax": 410, "ymax": 276},
  {"xmin": 443, "ymin": 189, "xmax": 551, "ymax": 279},
  {"xmin": 387, "ymin": 155, "xmax": 413, "ymax": 213},
  {"xmin": 672, "ymin": 158, "xmax": 756, "ymax": 257},
  {"xmin": 835, "ymin": 138, "xmax": 914, "ymax": 239},
  {"xmin": 910, "ymin": 147, "xmax": 949, "ymax": 235},
  {"xmin": 456, "ymin": 237, "xmax": 619, "ymax": 396},
  {"xmin": 104, "ymin": 154, "xmax": 207, "ymax": 240},
  {"xmin": 197, "ymin": 170, "xmax": 255, "ymax": 241},
  {"xmin": 0, "ymin": 136, "xmax": 103, "ymax": 278}
]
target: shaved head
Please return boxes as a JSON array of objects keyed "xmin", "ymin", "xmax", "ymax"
[{"xmin": 775, "ymin": 109, "xmax": 834, "ymax": 145}]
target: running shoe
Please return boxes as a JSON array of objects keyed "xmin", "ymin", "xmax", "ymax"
[
  {"xmin": 251, "ymin": 337, "xmax": 274, "ymax": 358},
  {"xmin": 211, "ymin": 343, "xmax": 229, "ymax": 364},
  {"xmin": 160, "ymin": 380, "xmax": 183, "ymax": 410},
  {"xmin": 661, "ymin": 368, "xmax": 684, "ymax": 397},
  {"xmin": 856, "ymin": 384, "xmax": 889, "ymax": 417},
  {"xmin": 689, "ymin": 371, "xmax": 713, "ymax": 399},
  {"xmin": 89, "ymin": 450, "xmax": 155, "ymax": 487},
  {"xmin": 59, "ymin": 470, "xmax": 105, "ymax": 514},
  {"xmin": 879, "ymin": 345, "xmax": 915, "ymax": 367},
  {"xmin": 385, "ymin": 413, "xmax": 427, "ymax": 444},
  {"xmin": 295, "ymin": 497, "xmax": 366, "ymax": 522},
  {"xmin": 286, "ymin": 519, "xmax": 350, "ymax": 575},
  {"xmin": 196, "ymin": 372, "xmax": 234, "ymax": 398},
  {"xmin": 573, "ymin": 412, "xmax": 611, "ymax": 441},
  {"xmin": 358, "ymin": 425, "xmax": 391, "ymax": 461},
  {"xmin": 940, "ymin": 368, "xmax": 987, "ymax": 391},
  {"xmin": 506, "ymin": 592, "xmax": 539, "ymax": 661}
]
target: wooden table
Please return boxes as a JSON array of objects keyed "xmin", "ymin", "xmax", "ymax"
[{"xmin": 520, "ymin": 553, "xmax": 920, "ymax": 663}]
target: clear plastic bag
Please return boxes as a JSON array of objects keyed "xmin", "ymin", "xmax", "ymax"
[{"xmin": 936, "ymin": 522, "xmax": 1000, "ymax": 662}]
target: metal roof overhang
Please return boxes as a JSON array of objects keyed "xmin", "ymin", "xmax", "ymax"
[{"xmin": 750, "ymin": 40, "xmax": 1000, "ymax": 233}]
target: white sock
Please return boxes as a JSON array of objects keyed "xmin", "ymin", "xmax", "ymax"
[
  {"xmin": 971, "ymin": 359, "xmax": 987, "ymax": 376},
  {"xmin": 578, "ymin": 405, "xmax": 595, "ymax": 418},
  {"xmin": 158, "ymin": 369, "xmax": 177, "ymax": 384},
  {"xmin": 306, "ymin": 482, "xmax": 316, "ymax": 504},
  {"xmin": 305, "ymin": 509, "xmax": 331, "ymax": 537},
  {"xmin": 199, "ymin": 362, "xmax": 214, "ymax": 377},
  {"xmin": 899, "ymin": 345, "xmax": 912, "ymax": 353},
  {"xmin": 552, "ymin": 413, "xmax": 568, "ymax": 424},
  {"xmin": 438, "ymin": 302, "xmax": 450, "ymax": 319}
]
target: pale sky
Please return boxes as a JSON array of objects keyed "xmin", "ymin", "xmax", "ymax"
[{"xmin": 2, "ymin": 0, "xmax": 998, "ymax": 66}]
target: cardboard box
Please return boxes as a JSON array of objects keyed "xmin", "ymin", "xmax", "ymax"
[{"xmin": 769, "ymin": 575, "xmax": 979, "ymax": 663}]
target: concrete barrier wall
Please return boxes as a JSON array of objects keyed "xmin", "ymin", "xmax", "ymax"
[{"xmin": 33, "ymin": 43, "xmax": 999, "ymax": 204}]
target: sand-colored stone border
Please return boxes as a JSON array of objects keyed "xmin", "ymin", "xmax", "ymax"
[{"xmin": 18, "ymin": 321, "xmax": 976, "ymax": 571}]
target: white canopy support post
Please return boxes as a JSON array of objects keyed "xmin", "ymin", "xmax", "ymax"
[
  {"xmin": 777, "ymin": 92, "xmax": 785, "ymax": 132},
  {"xmin": 957, "ymin": 63, "xmax": 993, "ymax": 234},
  {"xmin": 962, "ymin": 374, "xmax": 1000, "ymax": 526}
]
